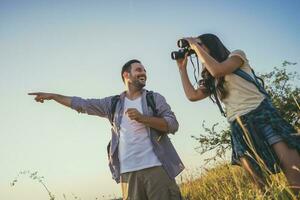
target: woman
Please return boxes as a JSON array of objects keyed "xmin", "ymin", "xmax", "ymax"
[{"xmin": 176, "ymin": 33, "xmax": 300, "ymax": 193}]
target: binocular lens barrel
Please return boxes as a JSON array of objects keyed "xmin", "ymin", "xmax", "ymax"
[
  {"xmin": 171, "ymin": 51, "xmax": 184, "ymax": 60},
  {"xmin": 171, "ymin": 38, "xmax": 195, "ymax": 60},
  {"xmin": 177, "ymin": 39, "xmax": 189, "ymax": 48}
]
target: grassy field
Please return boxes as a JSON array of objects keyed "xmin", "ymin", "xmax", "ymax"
[
  {"xmin": 180, "ymin": 162, "xmax": 299, "ymax": 200},
  {"xmin": 12, "ymin": 162, "xmax": 299, "ymax": 200}
]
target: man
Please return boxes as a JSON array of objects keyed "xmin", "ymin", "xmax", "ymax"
[{"xmin": 29, "ymin": 59, "xmax": 184, "ymax": 200}]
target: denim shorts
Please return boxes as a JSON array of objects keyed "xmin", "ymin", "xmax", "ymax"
[
  {"xmin": 230, "ymin": 99, "xmax": 299, "ymax": 174},
  {"xmin": 262, "ymin": 125, "xmax": 283, "ymax": 145}
]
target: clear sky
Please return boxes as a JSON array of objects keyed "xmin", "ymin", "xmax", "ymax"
[{"xmin": 1, "ymin": 0, "xmax": 299, "ymax": 199}]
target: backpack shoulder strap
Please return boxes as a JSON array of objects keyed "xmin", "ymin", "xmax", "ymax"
[
  {"xmin": 107, "ymin": 94, "xmax": 120, "ymax": 159},
  {"xmin": 233, "ymin": 68, "xmax": 270, "ymax": 97},
  {"xmin": 145, "ymin": 90, "xmax": 158, "ymax": 116},
  {"xmin": 110, "ymin": 95, "xmax": 120, "ymax": 125}
]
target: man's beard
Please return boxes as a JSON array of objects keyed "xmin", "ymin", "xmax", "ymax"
[{"xmin": 132, "ymin": 79, "xmax": 145, "ymax": 90}]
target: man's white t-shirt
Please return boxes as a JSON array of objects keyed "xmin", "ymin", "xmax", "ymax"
[{"xmin": 118, "ymin": 96, "xmax": 161, "ymax": 174}]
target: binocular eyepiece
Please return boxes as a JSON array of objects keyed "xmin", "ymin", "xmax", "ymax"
[{"xmin": 171, "ymin": 39, "xmax": 194, "ymax": 60}]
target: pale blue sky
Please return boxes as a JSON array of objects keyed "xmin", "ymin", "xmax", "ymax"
[{"xmin": 1, "ymin": 0, "xmax": 299, "ymax": 199}]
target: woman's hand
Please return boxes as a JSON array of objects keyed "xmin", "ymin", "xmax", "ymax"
[
  {"xmin": 184, "ymin": 37, "xmax": 201, "ymax": 51},
  {"xmin": 176, "ymin": 52, "xmax": 188, "ymax": 70}
]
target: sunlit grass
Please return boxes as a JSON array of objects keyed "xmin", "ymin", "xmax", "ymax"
[
  {"xmin": 12, "ymin": 165, "xmax": 299, "ymax": 200},
  {"xmin": 180, "ymin": 163, "xmax": 298, "ymax": 200},
  {"xmin": 180, "ymin": 113, "xmax": 299, "ymax": 200}
]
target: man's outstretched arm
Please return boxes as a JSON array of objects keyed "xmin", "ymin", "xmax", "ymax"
[
  {"xmin": 28, "ymin": 92, "xmax": 72, "ymax": 108},
  {"xmin": 28, "ymin": 92, "xmax": 112, "ymax": 118}
]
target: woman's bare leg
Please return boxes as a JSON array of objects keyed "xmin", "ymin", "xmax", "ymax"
[
  {"xmin": 240, "ymin": 157, "xmax": 266, "ymax": 190},
  {"xmin": 272, "ymin": 141, "xmax": 300, "ymax": 194}
]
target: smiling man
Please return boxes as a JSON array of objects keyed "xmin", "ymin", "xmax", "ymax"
[{"xmin": 28, "ymin": 59, "xmax": 184, "ymax": 200}]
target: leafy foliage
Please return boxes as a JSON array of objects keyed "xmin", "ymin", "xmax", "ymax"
[{"xmin": 260, "ymin": 61, "xmax": 299, "ymax": 128}]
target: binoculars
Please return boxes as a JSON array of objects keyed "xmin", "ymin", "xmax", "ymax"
[{"xmin": 171, "ymin": 39, "xmax": 195, "ymax": 60}]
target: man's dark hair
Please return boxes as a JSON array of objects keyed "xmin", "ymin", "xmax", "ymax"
[{"xmin": 121, "ymin": 59, "xmax": 141, "ymax": 82}]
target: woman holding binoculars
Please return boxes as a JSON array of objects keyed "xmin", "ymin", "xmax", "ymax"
[{"xmin": 175, "ymin": 33, "xmax": 300, "ymax": 194}]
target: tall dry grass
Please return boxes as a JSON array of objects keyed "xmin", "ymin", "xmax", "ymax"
[
  {"xmin": 180, "ymin": 112, "xmax": 300, "ymax": 200},
  {"xmin": 180, "ymin": 163, "xmax": 298, "ymax": 200}
]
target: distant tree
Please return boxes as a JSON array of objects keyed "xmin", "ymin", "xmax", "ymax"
[
  {"xmin": 192, "ymin": 61, "xmax": 300, "ymax": 162},
  {"xmin": 261, "ymin": 61, "xmax": 299, "ymax": 128}
]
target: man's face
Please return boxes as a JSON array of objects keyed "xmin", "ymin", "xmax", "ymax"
[{"xmin": 127, "ymin": 63, "xmax": 147, "ymax": 89}]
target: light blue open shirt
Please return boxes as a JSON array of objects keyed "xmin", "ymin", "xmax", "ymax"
[{"xmin": 71, "ymin": 89, "xmax": 185, "ymax": 183}]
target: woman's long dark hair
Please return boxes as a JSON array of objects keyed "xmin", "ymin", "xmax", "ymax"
[{"xmin": 198, "ymin": 33, "xmax": 230, "ymax": 100}]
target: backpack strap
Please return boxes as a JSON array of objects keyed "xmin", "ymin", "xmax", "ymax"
[
  {"xmin": 145, "ymin": 90, "xmax": 158, "ymax": 116},
  {"xmin": 213, "ymin": 91, "xmax": 226, "ymax": 117},
  {"xmin": 110, "ymin": 95, "xmax": 120, "ymax": 125},
  {"xmin": 233, "ymin": 68, "xmax": 270, "ymax": 98},
  {"xmin": 107, "ymin": 95, "xmax": 120, "ymax": 158},
  {"xmin": 110, "ymin": 91, "xmax": 157, "ymax": 125},
  {"xmin": 145, "ymin": 90, "xmax": 164, "ymax": 141},
  {"xmin": 107, "ymin": 91, "xmax": 158, "ymax": 158},
  {"xmin": 214, "ymin": 68, "xmax": 270, "ymax": 118},
  {"xmin": 201, "ymin": 78, "xmax": 227, "ymax": 117}
]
